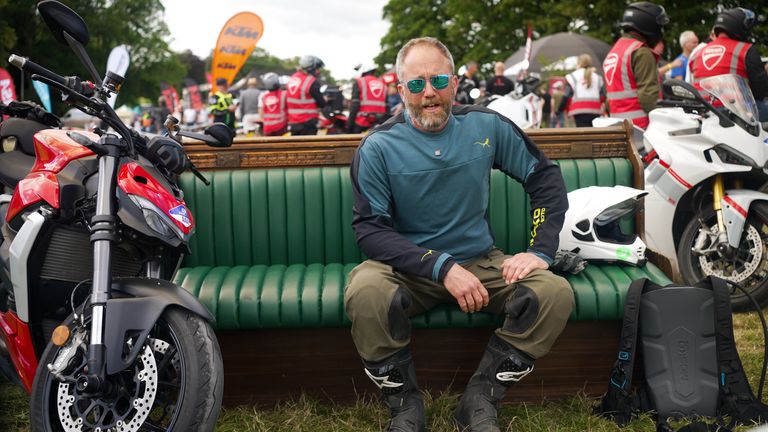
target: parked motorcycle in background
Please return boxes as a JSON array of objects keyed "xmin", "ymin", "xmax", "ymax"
[
  {"xmin": 318, "ymin": 84, "xmax": 348, "ymax": 134},
  {"xmin": 638, "ymin": 76, "xmax": 768, "ymax": 311},
  {"xmin": 0, "ymin": 1, "xmax": 231, "ymax": 430}
]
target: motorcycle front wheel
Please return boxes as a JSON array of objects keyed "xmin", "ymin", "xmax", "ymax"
[
  {"xmin": 29, "ymin": 307, "xmax": 224, "ymax": 432},
  {"xmin": 678, "ymin": 203, "xmax": 768, "ymax": 311}
]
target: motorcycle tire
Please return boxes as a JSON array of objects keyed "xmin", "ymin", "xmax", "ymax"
[
  {"xmin": 677, "ymin": 203, "xmax": 768, "ymax": 312},
  {"xmin": 29, "ymin": 307, "xmax": 223, "ymax": 432}
]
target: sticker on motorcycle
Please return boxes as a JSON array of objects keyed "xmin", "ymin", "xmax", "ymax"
[{"xmin": 169, "ymin": 204, "xmax": 192, "ymax": 228}]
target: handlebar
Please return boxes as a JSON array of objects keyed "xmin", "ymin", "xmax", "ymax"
[{"xmin": 9, "ymin": 54, "xmax": 66, "ymax": 86}]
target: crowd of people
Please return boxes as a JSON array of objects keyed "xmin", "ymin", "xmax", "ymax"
[{"xmin": 137, "ymin": 2, "xmax": 768, "ymax": 142}]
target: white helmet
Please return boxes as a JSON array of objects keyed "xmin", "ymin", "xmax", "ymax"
[
  {"xmin": 261, "ymin": 72, "xmax": 280, "ymax": 91},
  {"xmin": 558, "ymin": 186, "xmax": 648, "ymax": 265},
  {"xmin": 355, "ymin": 62, "xmax": 377, "ymax": 77}
]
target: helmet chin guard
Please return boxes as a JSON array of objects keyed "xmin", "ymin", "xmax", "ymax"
[{"xmin": 558, "ymin": 186, "xmax": 648, "ymax": 266}]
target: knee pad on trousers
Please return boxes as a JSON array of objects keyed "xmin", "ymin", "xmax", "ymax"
[
  {"xmin": 502, "ymin": 285, "xmax": 540, "ymax": 334},
  {"xmin": 388, "ymin": 287, "xmax": 412, "ymax": 341}
]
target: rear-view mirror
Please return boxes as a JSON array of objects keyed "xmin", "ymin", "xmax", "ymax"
[{"xmin": 37, "ymin": 0, "xmax": 89, "ymax": 47}]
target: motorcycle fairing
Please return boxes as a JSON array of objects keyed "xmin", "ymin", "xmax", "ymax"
[
  {"xmin": 0, "ymin": 310, "xmax": 37, "ymax": 392},
  {"xmin": 6, "ymin": 172, "xmax": 59, "ymax": 222},
  {"xmin": 30, "ymin": 129, "xmax": 96, "ymax": 173},
  {"xmin": 721, "ymin": 189, "xmax": 768, "ymax": 248},
  {"xmin": 5, "ymin": 129, "xmax": 98, "ymax": 223},
  {"xmin": 117, "ymin": 162, "xmax": 194, "ymax": 236},
  {"xmin": 105, "ymin": 277, "xmax": 214, "ymax": 375}
]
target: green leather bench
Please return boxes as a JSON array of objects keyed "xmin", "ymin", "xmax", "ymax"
[
  {"xmin": 173, "ymin": 126, "xmax": 672, "ymax": 406},
  {"xmin": 173, "ymin": 160, "xmax": 670, "ymax": 330}
]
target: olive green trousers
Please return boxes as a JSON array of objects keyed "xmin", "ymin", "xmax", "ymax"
[{"xmin": 344, "ymin": 248, "xmax": 575, "ymax": 362}]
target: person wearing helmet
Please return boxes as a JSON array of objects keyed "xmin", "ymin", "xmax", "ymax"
[
  {"xmin": 690, "ymin": 8, "xmax": 768, "ymax": 121},
  {"xmin": 238, "ymin": 77, "xmax": 261, "ymax": 136},
  {"xmin": 603, "ymin": 1, "xmax": 669, "ymax": 129},
  {"xmin": 346, "ymin": 63, "xmax": 388, "ymax": 133},
  {"xmin": 259, "ymin": 72, "xmax": 288, "ymax": 136},
  {"xmin": 346, "ymin": 37, "xmax": 572, "ymax": 432},
  {"xmin": 208, "ymin": 77, "xmax": 236, "ymax": 131},
  {"xmin": 286, "ymin": 55, "xmax": 327, "ymax": 135}
]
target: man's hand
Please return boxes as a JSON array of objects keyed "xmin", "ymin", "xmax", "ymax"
[
  {"xmin": 501, "ymin": 252, "xmax": 548, "ymax": 284},
  {"xmin": 444, "ymin": 264, "xmax": 489, "ymax": 313}
]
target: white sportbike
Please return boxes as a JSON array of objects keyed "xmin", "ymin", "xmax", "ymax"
[{"xmin": 639, "ymin": 75, "xmax": 768, "ymax": 311}]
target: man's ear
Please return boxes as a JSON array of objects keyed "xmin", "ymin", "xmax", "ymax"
[
  {"xmin": 451, "ymin": 75, "xmax": 459, "ymax": 98},
  {"xmin": 397, "ymin": 83, "xmax": 405, "ymax": 99}
]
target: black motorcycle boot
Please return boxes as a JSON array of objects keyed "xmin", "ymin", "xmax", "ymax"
[
  {"xmin": 363, "ymin": 347, "xmax": 426, "ymax": 432},
  {"xmin": 453, "ymin": 334, "xmax": 534, "ymax": 432}
]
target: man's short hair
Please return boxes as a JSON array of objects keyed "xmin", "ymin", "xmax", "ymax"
[
  {"xmin": 395, "ymin": 37, "xmax": 455, "ymax": 82},
  {"xmin": 679, "ymin": 30, "xmax": 697, "ymax": 48}
]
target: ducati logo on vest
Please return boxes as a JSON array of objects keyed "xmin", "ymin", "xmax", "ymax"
[
  {"xmin": 603, "ymin": 53, "xmax": 619, "ymax": 86},
  {"xmin": 702, "ymin": 45, "xmax": 726, "ymax": 71},
  {"xmin": 287, "ymin": 77, "xmax": 301, "ymax": 94},
  {"xmin": 264, "ymin": 95, "xmax": 279, "ymax": 111},
  {"xmin": 369, "ymin": 80, "xmax": 385, "ymax": 98}
]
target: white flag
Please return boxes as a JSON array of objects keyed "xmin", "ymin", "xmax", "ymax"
[{"xmin": 105, "ymin": 45, "xmax": 130, "ymax": 108}]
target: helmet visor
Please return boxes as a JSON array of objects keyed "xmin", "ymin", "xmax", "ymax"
[
  {"xmin": 740, "ymin": 8, "xmax": 756, "ymax": 29},
  {"xmin": 594, "ymin": 198, "xmax": 640, "ymax": 226},
  {"xmin": 656, "ymin": 6, "xmax": 669, "ymax": 25}
]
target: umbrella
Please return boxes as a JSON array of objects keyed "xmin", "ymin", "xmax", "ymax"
[{"xmin": 503, "ymin": 32, "xmax": 611, "ymax": 76}]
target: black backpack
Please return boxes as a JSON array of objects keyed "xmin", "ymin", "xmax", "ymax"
[{"xmin": 596, "ymin": 276, "xmax": 768, "ymax": 431}]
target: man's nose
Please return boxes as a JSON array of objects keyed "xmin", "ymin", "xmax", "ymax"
[{"xmin": 423, "ymin": 80, "xmax": 438, "ymax": 97}]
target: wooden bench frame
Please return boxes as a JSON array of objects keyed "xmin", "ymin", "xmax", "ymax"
[{"xmin": 183, "ymin": 123, "xmax": 672, "ymax": 406}]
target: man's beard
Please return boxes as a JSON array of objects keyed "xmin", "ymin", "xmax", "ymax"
[{"xmin": 405, "ymin": 93, "xmax": 452, "ymax": 132}]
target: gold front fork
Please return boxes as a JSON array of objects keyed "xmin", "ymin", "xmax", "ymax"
[{"xmin": 713, "ymin": 174, "xmax": 726, "ymax": 234}]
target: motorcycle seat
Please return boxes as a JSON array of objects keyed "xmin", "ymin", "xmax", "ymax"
[
  {"xmin": 0, "ymin": 150, "xmax": 34, "ymax": 189},
  {"xmin": 0, "ymin": 117, "xmax": 49, "ymax": 156}
]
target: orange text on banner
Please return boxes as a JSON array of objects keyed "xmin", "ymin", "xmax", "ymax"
[{"xmin": 211, "ymin": 12, "xmax": 264, "ymax": 86}]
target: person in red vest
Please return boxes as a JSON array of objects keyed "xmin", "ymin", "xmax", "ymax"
[
  {"xmin": 259, "ymin": 72, "xmax": 288, "ymax": 136},
  {"xmin": 603, "ymin": 2, "xmax": 669, "ymax": 129},
  {"xmin": 286, "ymin": 55, "xmax": 327, "ymax": 135},
  {"xmin": 690, "ymin": 8, "xmax": 768, "ymax": 121},
  {"xmin": 347, "ymin": 63, "xmax": 388, "ymax": 133}
]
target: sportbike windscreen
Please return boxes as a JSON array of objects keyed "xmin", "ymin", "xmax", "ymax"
[{"xmin": 699, "ymin": 74, "xmax": 759, "ymax": 127}]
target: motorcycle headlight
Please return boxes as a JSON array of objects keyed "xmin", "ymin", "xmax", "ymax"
[{"xmin": 128, "ymin": 194, "xmax": 185, "ymax": 240}]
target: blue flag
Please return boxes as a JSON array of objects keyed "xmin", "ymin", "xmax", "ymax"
[{"xmin": 32, "ymin": 80, "xmax": 51, "ymax": 112}]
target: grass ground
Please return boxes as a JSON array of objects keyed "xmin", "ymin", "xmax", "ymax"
[{"xmin": 1, "ymin": 311, "xmax": 766, "ymax": 431}]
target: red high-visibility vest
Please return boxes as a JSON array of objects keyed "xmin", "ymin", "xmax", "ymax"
[
  {"xmin": 690, "ymin": 36, "xmax": 750, "ymax": 88},
  {"xmin": 286, "ymin": 71, "xmax": 318, "ymax": 124},
  {"xmin": 355, "ymin": 75, "xmax": 387, "ymax": 127},
  {"xmin": 604, "ymin": 37, "xmax": 657, "ymax": 129},
  {"xmin": 261, "ymin": 89, "xmax": 287, "ymax": 135},
  {"xmin": 565, "ymin": 68, "xmax": 604, "ymax": 116}
]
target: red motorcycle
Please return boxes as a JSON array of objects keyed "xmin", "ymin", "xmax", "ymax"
[{"xmin": 0, "ymin": 1, "xmax": 232, "ymax": 430}]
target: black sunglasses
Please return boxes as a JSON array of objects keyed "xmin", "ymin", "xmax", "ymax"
[{"xmin": 403, "ymin": 74, "xmax": 452, "ymax": 93}]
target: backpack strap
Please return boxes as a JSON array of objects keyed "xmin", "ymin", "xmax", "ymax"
[
  {"xmin": 707, "ymin": 276, "xmax": 768, "ymax": 425},
  {"xmin": 597, "ymin": 277, "xmax": 652, "ymax": 425}
]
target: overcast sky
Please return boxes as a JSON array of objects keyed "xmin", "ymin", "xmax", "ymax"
[{"xmin": 161, "ymin": 0, "xmax": 390, "ymax": 80}]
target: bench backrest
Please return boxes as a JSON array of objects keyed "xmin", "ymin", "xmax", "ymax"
[{"xmin": 179, "ymin": 159, "xmax": 634, "ymax": 267}]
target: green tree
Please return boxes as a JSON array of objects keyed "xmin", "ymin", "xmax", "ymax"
[{"xmin": 0, "ymin": 0, "xmax": 184, "ymax": 114}]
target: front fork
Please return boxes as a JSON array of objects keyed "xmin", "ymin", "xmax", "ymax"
[
  {"xmin": 695, "ymin": 175, "xmax": 755, "ymax": 256},
  {"xmin": 76, "ymin": 135, "xmax": 123, "ymax": 394},
  {"xmin": 712, "ymin": 174, "xmax": 729, "ymax": 250}
]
